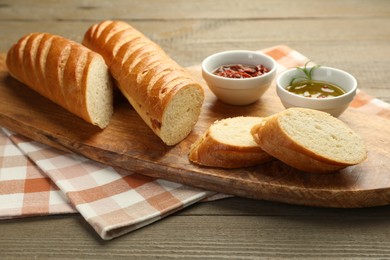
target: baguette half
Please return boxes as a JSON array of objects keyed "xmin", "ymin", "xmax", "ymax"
[
  {"xmin": 6, "ymin": 32, "xmax": 113, "ymax": 128},
  {"xmin": 251, "ymin": 108, "xmax": 367, "ymax": 173},
  {"xmin": 83, "ymin": 20, "xmax": 204, "ymax": 145},
  {"xmin": 189, "ymin": 117, "xmax": 273, "ymax": 168}
]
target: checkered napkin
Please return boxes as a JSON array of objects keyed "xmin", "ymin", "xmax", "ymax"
[
  {"xmin": 0, "ymin": 130, "xmax": 76, "ymax": 218},
  {"xmin": 1, "ymin": 45, "xmax": 389, "ymax": 240},
  {"xmin": 0, "ymin": 128, "xmax": 216, "ymax": 239}
]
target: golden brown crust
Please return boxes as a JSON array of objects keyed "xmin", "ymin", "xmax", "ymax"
[
  {"xmin": 62, "ymin": 45, "xmax": 86, "ymax": 118},
  {"xmin": 6, "ymin": 32, "xmax": 111, "ymax": 128},
  {"xmin": 34, "ymin": 33, "xmax": 55, "ymax": 96},
  {"xmin": 83, "ymin": 20, "xmax": 137, "ymax": 66},
  {"xmin": 109, "ymin": 36, "xmax": 144, "ymax": 79},
  {"xmin": 7, "ymin": 33, "xmax": 32, "ymax": 84},
  {"xmin": 44, "ymin": 35, "xmax": 71, "ymax": 104},
  {"xmin": 23, "ymin": 33, "xmax": 44, "ymax": 95}
]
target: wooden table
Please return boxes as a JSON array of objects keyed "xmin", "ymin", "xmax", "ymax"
[{"xmin": 1, "ymin": 0, "xmax": 390, "ymax": 258}]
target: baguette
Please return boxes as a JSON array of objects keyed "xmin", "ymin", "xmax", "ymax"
[
  {"xmin": 83, "ymin": 20, "xmax": 204, "ymax": 145},
  {"xmin": 6, "ymin": 32, "xmax": 113, "ymax": 129},
  {"xmin": 189, "ymin": 117, "xmax": 273, "ymax": 168},
  {"xmin": 251, "ymin": 108, "xmax": 367, "ymax": 173}
]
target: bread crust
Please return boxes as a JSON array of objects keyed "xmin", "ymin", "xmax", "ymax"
[
  {"xmin": 6, "ymin": 32, "xmax": 113, "ymax": 128},
  {"xmin": 83, "ymin": 20, "xmax": 204, "ymax": 145}
]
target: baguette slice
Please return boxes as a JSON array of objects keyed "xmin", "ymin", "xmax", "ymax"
[
  {"xmin": 189, "ymin": 117, "xmax": 273, "ymax": 168},
  {"xmin": 251, "ymin": 108, "xmax": 367, "ymax": 173},
  {"xmin": 83, "ymin": 20, "xmax": 204, "ymax": 145},
  {"xmin": 6, "ymin": 32, "xmax": 113, "ymax": 129}
]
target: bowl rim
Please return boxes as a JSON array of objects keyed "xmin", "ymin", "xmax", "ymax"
[
  {"xmin": 201, "ymin": 50, "xmax": 278, "ymax": 82},
  {"xmin": 276, "ymin": 65, "xmax": 358, "ymax": 102}
]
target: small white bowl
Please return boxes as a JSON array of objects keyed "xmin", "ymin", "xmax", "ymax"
[
  {"xmin": 276, "ymin": 66, "xmax": 357, "ymax": 117},
  {"xmin": 201, "ymin": 50, "xmax": 277, "ymax": 105}
]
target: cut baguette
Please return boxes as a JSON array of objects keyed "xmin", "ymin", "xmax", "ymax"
[
  {"xmin": 189, "ymin": 117, "xmax": 273, "ymax": 168},
  {"xmin": 83, "ymin": 20, "xmax": 204, "ymax": 145},
  {"xmin": 6, "ymin": 32, "xmax": 113, "ymax": 129},
  {"xmin": 251, "ymin": 108, "xmax": 367, "ymax": 173}
]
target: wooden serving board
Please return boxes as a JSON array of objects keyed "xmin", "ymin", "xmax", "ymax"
[{"xmin": 1, "ymin": 54, "xmax": 390, "ymax": 208}]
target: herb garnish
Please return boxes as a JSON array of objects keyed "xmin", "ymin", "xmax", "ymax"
[
  {"xmin": 289, "ymin": 61, "xmax": 320, "ymax": 85},
  {"xmin": 286, "ymin": 61, "xmax": 345, "ymax": 99}
]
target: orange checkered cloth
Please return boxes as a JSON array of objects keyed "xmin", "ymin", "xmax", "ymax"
[{"xmin": 1, "ymin": 45, "xmax": 389, "ymax": 240}]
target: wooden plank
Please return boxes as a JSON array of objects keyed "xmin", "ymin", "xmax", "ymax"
[
  {"xmin": 1, "ymin": 17, "xmax": 389, "ymax": 44},
  {"xmin": 1, "ymin": 53, "xmax": 390, "ymax": 208},
  {"xmin": 1, "ymin": 0, "xmax": 389, "ymax": 20},
  {"xmin": 2, "ymin": 206, "xmax": 390, "ymax": 259}
]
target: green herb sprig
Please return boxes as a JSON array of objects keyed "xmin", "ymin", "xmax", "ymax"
[{"xmin": 289, "ymin": 61, "xmax": 321, "ymax": 85}]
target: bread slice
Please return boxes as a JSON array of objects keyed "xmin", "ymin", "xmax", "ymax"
[
  {"xmin": 83, "ymin": 20, "xmax": 204, "ymax": 145},
  {"xmin": 189, "ymin": 116, "xmax": 273, "ymax": 168},
  {"xmin": 6, "ymin": 32, "xmax": 113, "ymax": 129},
  {"xmin": 251, "ymin": 108, "xmax": 367, "ymax": 173}
]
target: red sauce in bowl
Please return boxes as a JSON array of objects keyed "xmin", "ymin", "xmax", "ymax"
[{"xmin": 213, "ymin": 64, "xmax": 270, "ymax": 79}]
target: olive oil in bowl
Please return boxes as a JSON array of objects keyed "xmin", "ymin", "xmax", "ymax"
[{"xmin": 286, "ymin": 80, "xmax": 345, "ymax": 99}]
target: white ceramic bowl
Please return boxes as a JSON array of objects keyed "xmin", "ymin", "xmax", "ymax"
[
  {"xmin": 276, "ymin": 66, "xmax": 357, "ymax": 117},
  {"xmin": 201, "ymin": 50, "xmax": 277, "ymax": 105}
]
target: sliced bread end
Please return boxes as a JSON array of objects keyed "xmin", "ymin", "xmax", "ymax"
[
  {"xmin": 86, "ymin": 55, "xmax": 114, "ymax": 129},
  {"xmin": 251, "ymin": 108, "xmax": 367, "ymax": 173},
  {"xmin": 160, "ymin": 84, "xmax": 204, "ymax": 146},
  {"xmin": 189, "ymin": 116, "xmax": 273, "ymax": 168}
]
